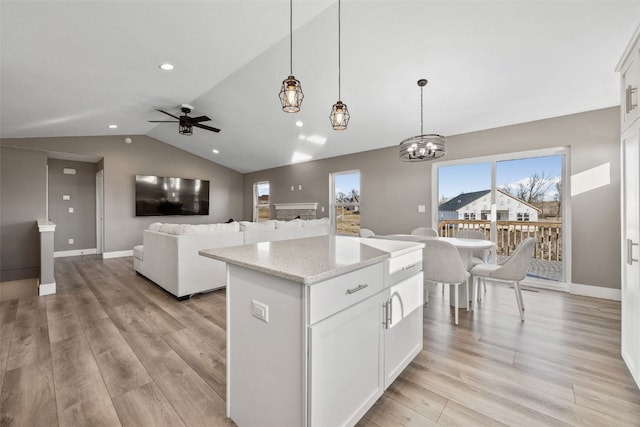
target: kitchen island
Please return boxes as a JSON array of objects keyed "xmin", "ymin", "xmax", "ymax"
[{"xmin": 200, "ymin": 235, "xmax": 425, "ymax": 427}]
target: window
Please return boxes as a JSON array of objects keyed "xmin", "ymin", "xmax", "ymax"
[
  {"xmin": 464, "ymin": 212, "xmax": 476, "ymax": 220},
  {"xmin": 517, "ymin": 212, "xmax": 530, "ymax": 221},
  {"xmin": 253, "ymin": 181, "xmax": 270, "ymax": 222},
  {"xmin": 330, "ymin": 170, "xmax": 360, "ymax": 235}
]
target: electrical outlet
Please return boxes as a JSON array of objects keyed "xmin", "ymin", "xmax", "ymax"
[
  {"xmin": 68, "ymin": 238, "xmax": 74, "ymax": 245},
  {"xmin": 68, "ymin": 207, "xmax": 74, "ymax": 213},
  {"xmin": 290, "ymin": 185, "xmax": 294, "ymax": 191},
  {"xmin": 298, "ymin": 185, "xmax": 302, "ymax": 190},
  {"xmin": 251, "ymin": 300, "xmax": 269, "ymax": 323}
]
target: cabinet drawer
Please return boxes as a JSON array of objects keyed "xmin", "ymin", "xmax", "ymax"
[
  {"xmin": 308, "ymin": 263, "xmax": 383, "ymax": 324},
  {"xmin": 385, "ymin": 250, "xmax": 422, "ymax": 287}
]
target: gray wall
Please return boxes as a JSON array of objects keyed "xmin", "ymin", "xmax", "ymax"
[
  {"xmin": 0, "ymin": 147, "xmax": 47, "ymax": 281},
  {"xmin": 243, "ymin": 107, "xmax": 621, "ymax": 289},
  {"xmin": 1, "ymin": 135, "xmax": 244, "ymax": 254},
  {"xmin": 47, "ymin": 158, "xmax": 97, "ymax": 252}
]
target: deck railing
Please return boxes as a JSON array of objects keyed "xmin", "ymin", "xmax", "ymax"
[{"xmin": 438, "ymin": 220, "xmax": 562, "ymax": 261}]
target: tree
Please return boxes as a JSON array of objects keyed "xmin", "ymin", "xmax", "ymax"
[
  {"xmin": 554, "ymin": 181, "xmax": 562, "ymax": 215},
  {"xmin": 502, "ymin": 171, "xmax": 553, "ymax": 204}
]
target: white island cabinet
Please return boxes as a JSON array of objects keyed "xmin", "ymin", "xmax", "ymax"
[{"xmin": 200, "ymin": 235, "xmax": 424, "ymax": 427}]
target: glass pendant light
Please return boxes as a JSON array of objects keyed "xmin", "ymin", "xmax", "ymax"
[
  {"xmin": 329, "ymin": 0, "xmax": 350, "ymax": 130},
  {"xmin": 279, "ymin": 0, "xmax": 303, "ymax": 113},
  {"xmin": 399, "ymin": 79, "xmax": 446, "ymax": 161}
]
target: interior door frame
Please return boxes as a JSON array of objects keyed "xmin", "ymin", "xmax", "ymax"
[{"xmin": 96, "ymin": 169, "xmax": 104, "ymax": 255}]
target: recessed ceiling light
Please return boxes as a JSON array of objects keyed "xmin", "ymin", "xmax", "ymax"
[
  {"xmin": 212, "ymin": 149, "xmax": 219, "ymax": 154},
  {"xmin": 295, "ymin": 121, "xmax": 304, "ymax": 127},
  {"xmin": 108, "ymin": 124, "xmax": 118, "ymax": 129},
  {"xmin": 159, "ymin": 63, "xmax": 174, "ymax": 71}
]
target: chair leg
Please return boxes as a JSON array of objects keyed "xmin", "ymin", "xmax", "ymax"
[
  {"xmin": 471, "ymin": 276, "xmax": 477, "ymax": 311},
  {"xmin": 454, "ymin": 285, "xmax": 459, "ymax": 325},
  {"xmin": 465, "ymin": 280, "xmax": 470, "ymax": 311},
  {"xmin": 513, "ymin": 281, "xmax": 525, "ymax": 321}
]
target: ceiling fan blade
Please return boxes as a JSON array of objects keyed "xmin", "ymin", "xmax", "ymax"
[
  {"xmin": 148, "ymin": 120, "xmax": 178, "ymax": 123},
  {"xmin": 193, "ymin": 123, "xmax": 221, "ymax": 133},
  {"xmin": 156, "ymin": 109, "xmax": 181, "ymax": 120},
  {"xmin": 188, "ymin": 115, "xmax": 211, "ymax": 123}
]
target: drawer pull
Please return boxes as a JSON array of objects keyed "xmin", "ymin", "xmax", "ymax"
[
  {"xmin": 402, "ymin": 263, "xmax": 418, "ymax": 271},
  {"xmin": 346, "ymin": 284, "xmax": 368, "ymax": 294}
]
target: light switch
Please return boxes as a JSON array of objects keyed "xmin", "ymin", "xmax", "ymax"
[
  {"xmin": 298, "ymin": 185, "xmax": 302, "ymax": 190},
  {"xmin": 418, "ymin": 205, "xmax": 426, "ymax": 213},
  {"xmin": 251, "ymin": 300, "xmax": 269, "ymax": 323},
  {"xmin": 321, "ymin": 206, "xmax": 325, "ymax": 213},
  {"xmin": 68, "ymin": 238, "xmax": 74, "ymax": 245},
  {"xmin": 63, "ymin": 195, "xmax": 70, "ymax": 201},
  {"xmin": 68, "ymin": 207, "xmax": 74, "ymax": 213},
  {"xmin": 291, "ymin": 186, "xmax": 294, "ymax": 191}
]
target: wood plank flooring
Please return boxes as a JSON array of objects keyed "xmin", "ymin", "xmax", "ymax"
[{"xmin": 0, "ymin": 255, "xmax": 638, "ymax": 426}]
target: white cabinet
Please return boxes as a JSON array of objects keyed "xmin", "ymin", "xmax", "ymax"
[
  {"xmin": 309, "ymin": 291, "xmax": 385, "ymax": 427},
  {"xmin": 619, "ymin": 25, "xmax": 640, "ymax": 132},
  {"xmin": 224, "ymin": 246, "xmax": 424, "ymax": 427},
  {"xmin": 618, "ymin": 23, "xmax": 640, "ymax": 389}
]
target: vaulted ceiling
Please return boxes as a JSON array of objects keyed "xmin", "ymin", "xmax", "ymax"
[{"xmin": 2, "ymin": 1, "xmax": 639, "ymax": 173}]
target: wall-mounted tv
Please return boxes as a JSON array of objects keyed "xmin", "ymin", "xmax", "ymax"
[{"xmin": 135, "ymin": 175, "xmax": 210, "ymax": 216}]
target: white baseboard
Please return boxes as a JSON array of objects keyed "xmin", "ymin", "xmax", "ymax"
[
  {"xmin": 39, "ymin": 281, "xmax": 56, "ymax": 296},
  {"xmin": 570, "ymin": 282, "xmax": 621, "ymax": 301},
  {"xmin": 102, "ymin": 250, "xmax": 133, "ymax": 259},
  {"xmin": 54, "ymin": 248, "xmax": 97, "ymax": 258}
]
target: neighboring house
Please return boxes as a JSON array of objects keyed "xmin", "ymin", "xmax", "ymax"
[{"xmin": 438, "ymin": 189, "xmax": 541, "ymax": 222}]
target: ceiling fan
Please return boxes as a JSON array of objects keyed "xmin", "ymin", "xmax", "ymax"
[{"xmin": 149, "ymin": 104, "xmax": 221, "ymax": 135}]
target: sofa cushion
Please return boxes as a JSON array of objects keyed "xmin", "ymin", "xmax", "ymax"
[
  {"xmin": 148, "ymin": 222, "xmax": 163, "ymax": 231},
  {"xmin": 239, "ymin": 220, "xmax": 276, "ymax": 231},
  {"xmin": 275, "ymin": 219, "xmax": 303, "ymax": 229},
  {"xmin": 178, "ymin": 222, "xmax": 240, "ymax": 235},
  {"xmin": 159, "ymin": 223, "xmax": 181, "ymax": 234},
  {"xmin": 303, "ymin": 218, "xmax": 330, "ymax": 227}
]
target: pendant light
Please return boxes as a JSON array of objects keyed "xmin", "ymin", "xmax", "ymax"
[
  {"xmin": 279, "ymin": 0, "xmax": 303, "ymax": 113},
  {"xmin": 329, "ymin": 0, "xmax": 350, "ymax": 130},
  {"xmin": 399, "ymin": 79, "xmax": 446, "ymax": 161}
]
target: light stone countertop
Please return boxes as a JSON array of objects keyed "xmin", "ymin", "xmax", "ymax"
[{"xmin": 199, "ymin": 235, "xmax": 424, "ymax": 285}]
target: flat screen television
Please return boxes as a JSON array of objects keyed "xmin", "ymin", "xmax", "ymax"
[{"xmin": 135, "ymin": 175, "xmax": 210, "ymax": 216}]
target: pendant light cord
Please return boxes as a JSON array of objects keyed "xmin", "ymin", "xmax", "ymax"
[
  {"xmin": 338, "ymin": 0, "xmax": 341, "ymax": 100},
  {"xmin": 420, "ymin": 85, "xmax": 424, "ymax": 135},
  {"xmin": 289, "ymin": 0, "xmax": 293, "ymax": 75}
]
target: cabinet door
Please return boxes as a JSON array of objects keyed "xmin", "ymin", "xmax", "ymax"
[
  {"xmin": 308, "ymin": 292, "xmax": 384, "ymax": 427},
  {"xmin": 621, "ymin": 46, "xmax": 640, "ymax": 130},
  {"xmin": 384, "ymin": 274, "xmax": 424, "ymax": 388},
  {"xmin": 622, "ymin": 126, "xmax": 640, "ymax": 388}
]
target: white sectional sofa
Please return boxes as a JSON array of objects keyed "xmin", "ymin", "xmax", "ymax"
[{"xmin": 133, "ymin": 218, "xmax": 331, "ymax": 299}]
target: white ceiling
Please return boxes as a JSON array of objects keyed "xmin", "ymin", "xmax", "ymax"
[{"xmin": 2, "ymin": 1, "xmax": 639, "ymax": 173}]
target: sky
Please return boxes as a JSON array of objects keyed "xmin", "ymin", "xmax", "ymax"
[{"xmin": 438, "ymin": 155, "xmax": 562, "ymax": 201}]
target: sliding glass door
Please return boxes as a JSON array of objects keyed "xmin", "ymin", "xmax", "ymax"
[{"xmin": 435, "ymin": 149, "xmax": 568, "ymax": 287}]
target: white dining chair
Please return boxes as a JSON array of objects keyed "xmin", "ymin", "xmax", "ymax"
[
  {"xmin": 470, "ymin": 237, "xmax": 535, "ymax": 321},
  {"xmin": 410, "ymin": 227, "xmax": 438, "ymax": 237},
  {"xmin": 422, "ymin": 239, "xmax": 470, "ymax": 325},
  {"xmin": 359, "ymin": 228, "xmax": 375, "ymax": 238}
]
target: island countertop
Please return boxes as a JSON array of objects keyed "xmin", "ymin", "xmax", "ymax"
[{"xmin": 199, "ymin": 235, "xmax": 424, "ymax": 285}]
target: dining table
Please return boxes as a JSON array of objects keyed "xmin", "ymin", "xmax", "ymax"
[{"xmin": 375, "ymin": 234, "xmax": 496, "ymax": 307}]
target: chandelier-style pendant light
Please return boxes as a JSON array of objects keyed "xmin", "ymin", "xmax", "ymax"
[
  {"xmin": 329, "ymin": 0, "xmax": 350, "ymax": 130},
  {"xmin": 279, "ymin": 0, "xmax": 303, "ymax": 113},
  {"xmin": 399, "ymin": 79, "xmax": 446, "ymax": 161}
]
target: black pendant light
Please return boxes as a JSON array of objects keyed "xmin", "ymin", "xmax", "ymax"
[
  {"xmin": 279, "ymin": 0, "xmax": 303, "ymax": 113},
  {"xmin": 399, "ymin": 79, "xmax": 446, "ymax": 161},
  {"xmin": 329, "ymin": 0, "xmax": 350, "ymax": 130}
]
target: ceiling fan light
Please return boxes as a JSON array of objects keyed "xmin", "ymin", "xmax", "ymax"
[
  {"xmin": 179, "ymin": 123, "xmax": 193, "ymax": 136},
  {"xmin": 329, "ymin": 100, "xmax": 350, "ymax": 130},
  {"xmin": 280, "ymin": 75, "xmax": 303, "ymax": 113}
]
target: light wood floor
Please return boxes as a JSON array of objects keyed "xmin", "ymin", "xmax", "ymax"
[{"xmin": 1, "ymin": 256, "xmax": 638, "ymax": 426}]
